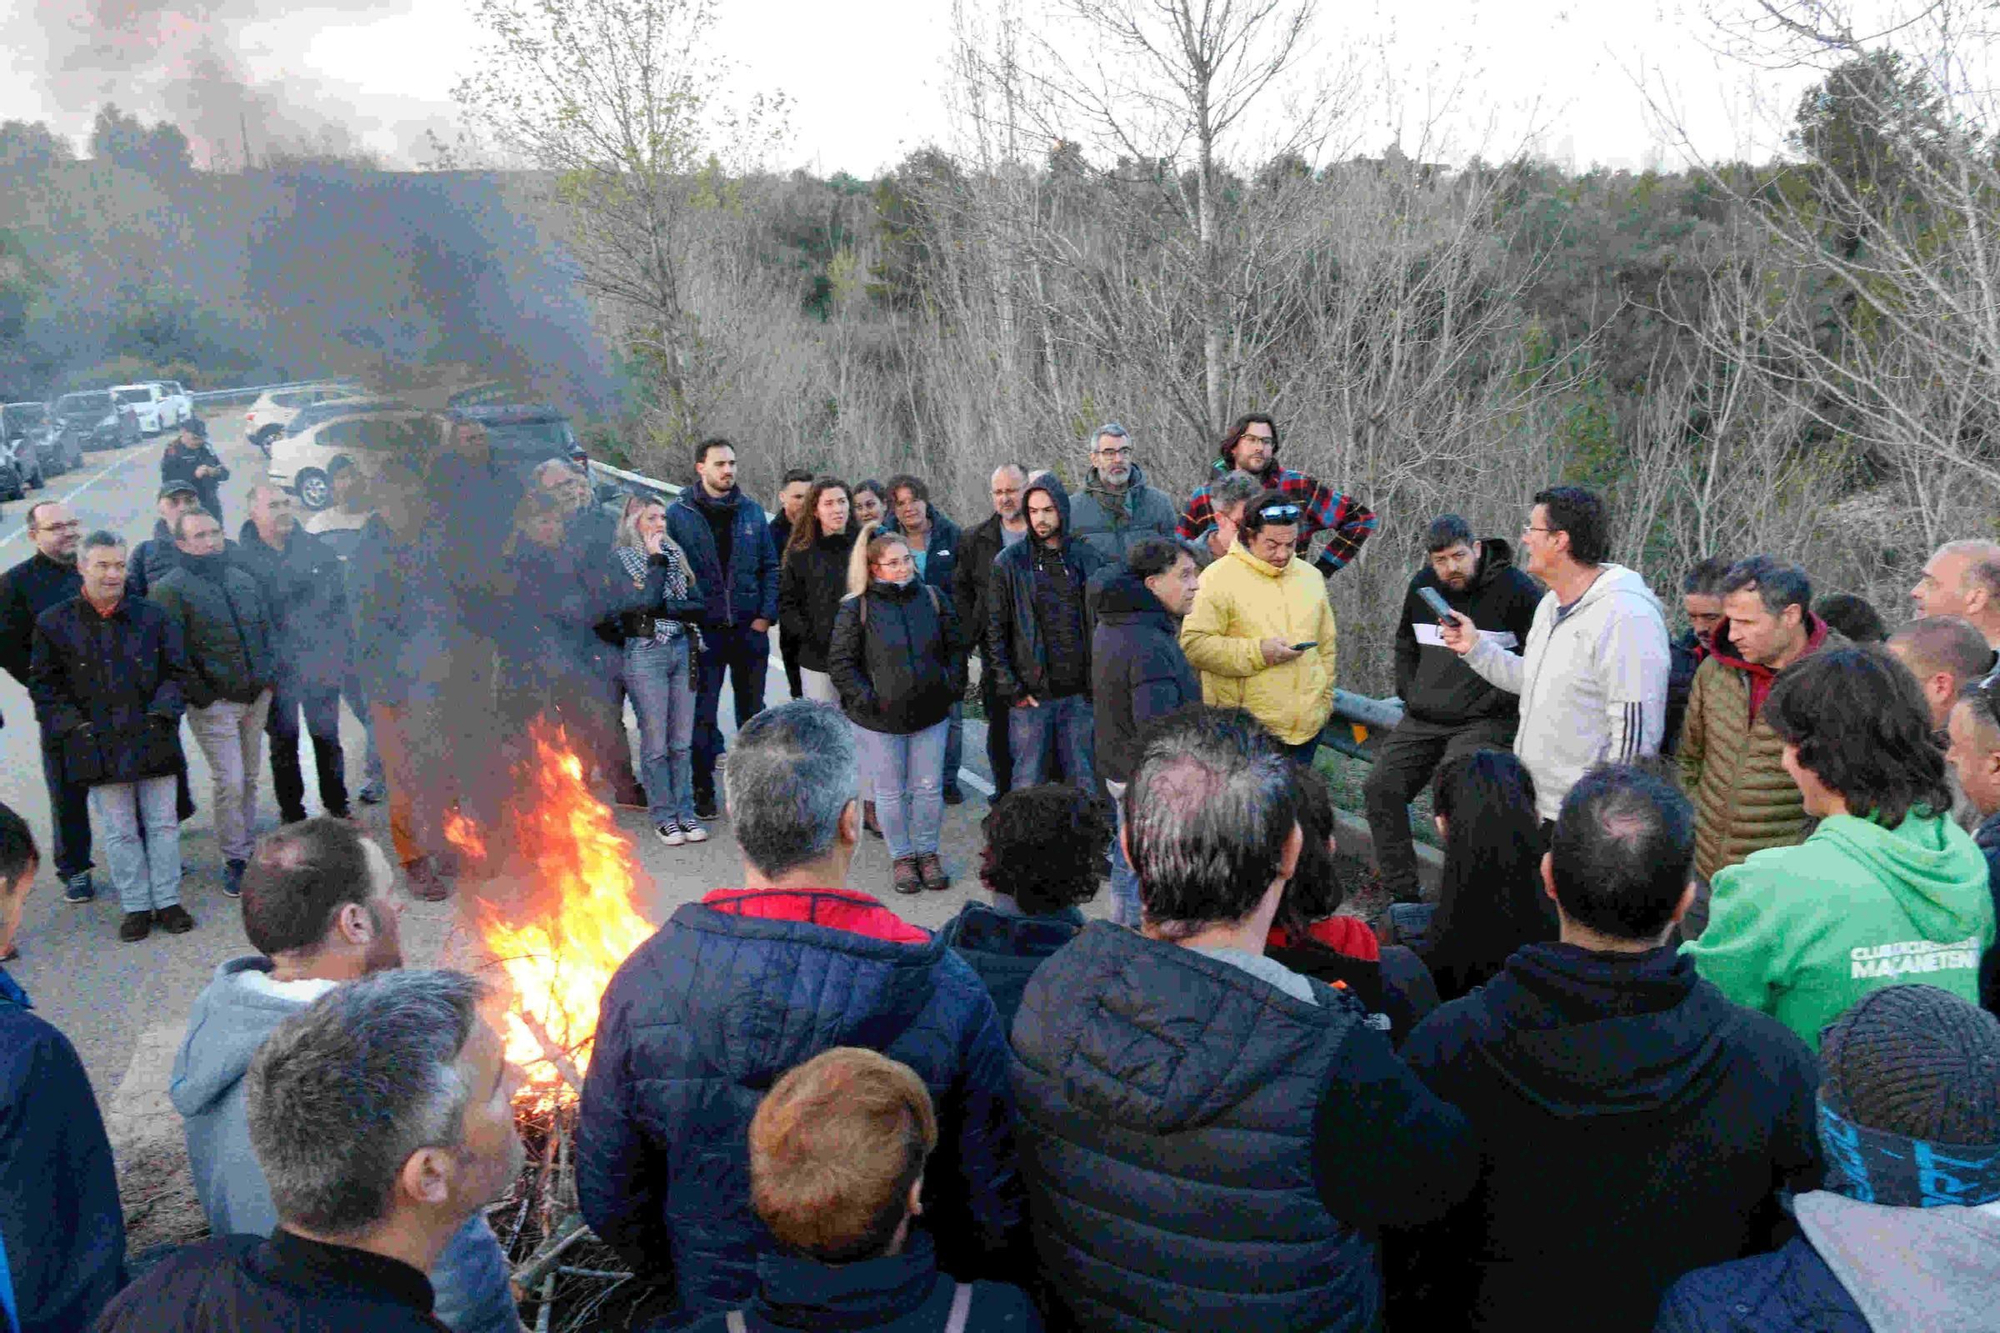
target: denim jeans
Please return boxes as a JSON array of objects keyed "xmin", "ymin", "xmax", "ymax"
[
  {"xmin": 694, "ymin": 622, "xmax": 770, "ymax": 798},
  {"xmin": 624, "ymin": 637, "xmax": 696, "ymax": 826},
  {"xmin": 89, "ymin": 775, "xmax": 181, "ymax": 913},
  {"xmin": 1106, "ymin": 780, "xmax": 1141, "ymax": 928},
  {"xmin": 186, "ymin": 690, "xmax": 272, "ymax": 863},
  {"xmin": 1008, "ymin": 693, "xmax": 1095, "ymax": 794},
  {"xmin": 853, "ymin": 719, "xmax": 949, "ymax": 859}
]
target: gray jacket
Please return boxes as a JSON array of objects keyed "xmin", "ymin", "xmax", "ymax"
[
  {"xmin": 168, "ymin": 958, "xmax": 520, "ymax": 1333},
  {"xmin": 1068, "ymin": 463, "xmax": 1180, "ymax": 564}
]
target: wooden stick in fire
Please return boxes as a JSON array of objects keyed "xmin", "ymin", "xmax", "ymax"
[{"xmin": 517, "ymin": 1007, "xmax": 587, "ymax": 1094}]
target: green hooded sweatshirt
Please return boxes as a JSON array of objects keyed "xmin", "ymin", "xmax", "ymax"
[{"xmin": 1684, "ymin": 811, "xmax": 1994, "ymax": 1051}]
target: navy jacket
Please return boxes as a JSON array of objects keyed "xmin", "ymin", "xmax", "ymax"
[
  {"xmin": 233, "ymin": 522, "xmax": 349, "ymax": 690},
  {"xmin": 94, "ymin": 1231, "xmax": 446, "ymax": 1333},
  {"xmin": 1011, "ymin": 922, "xmax": 1474, "ymax": 1333},
  {"xmin": 829, "ymin": 580, "xmax": 964, "ymax": 736},
  {"xmin": 1090, "ymin": 569, "xmax": 1199, "ymax": 785},
  {"xmin": 672, "ymin": 1232, "xmax": 1040, "ymax": 1333},
  {"xmin": 886, "ymin": 507, "xmax": 964, "ymax": 601},
  {"xmin": 30, "ymin": 595, "xmax": 188, "ymax": 788},
  {"xmin": 937, "ymin": 902, "xmax": 1083, "ymax": 1036},
  {"xmin": 0, "ymin": 552, "xmax": 80, "ymax": 690},
  {"xmin": 1653, "ymin": 1238, "xmax": 1867, "ymax": 1333},
  {"xmin": 667, "ymin": 486, "xmax": 779, "ymax": 628},
  {"xmin": 985, "ymin": 477, "xmax": 1108, "ymax": 702},
  {"xmin": 0, "ymin": 968, "xmax": 125, "ymax": 1333},
  {"xmin": 577, "ymin": 887, "xmax": 1024, "ymax": 1322},
  {"xmin": 1392, "ymin": 943, "xmax": 1823, "ymax": 1333}
]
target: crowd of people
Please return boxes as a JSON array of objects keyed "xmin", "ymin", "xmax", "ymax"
[{"xmin": 4, "ymin": 405, "xmax": 2000, "ymax": 1332}]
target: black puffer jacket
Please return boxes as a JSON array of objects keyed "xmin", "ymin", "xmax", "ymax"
[
  {"xmin": 1011, "ymin": 923, "xmax": 1475, "ymax": 1333},
  {"xmin": 1091, "ymin": 569, "xmax": 1199, "ymax": 784},
  {"xmin": 29, "ymin": 595, "xmax": 188, "ymax": 786},
  {"xmin": 778, "ymin": 529, "xmax": 858, "ymax": 671},
  {"xmin": 828, "ymin": 579, "xmax": 963, "ymax": 735},
  {"xmin": 147, "ymin": 555, "xmax": 276, "ymax": 707},
  {"xmin": 125, "ymin": 518, "xmax": 181, "ymax": 600},
  {"xmin": 1392, "ymin": 537, "xmax": 1541, "ymax": 725},
  {"xmin": 233, "ymin": 522, "xmax": 349, "ymax": 690},
  {"xmin": 985, "ymin": 477, "xmax": 1108, "ymax": 702}
]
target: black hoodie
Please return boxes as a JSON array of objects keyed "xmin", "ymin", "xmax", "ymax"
[
  {"xmin": 1390, "ymin": 943, "xmax": 1822, "ymax": 1333},
  {"xmin": 1393, "ymin": 537, "xmax": 1543, "ymax": 725}
]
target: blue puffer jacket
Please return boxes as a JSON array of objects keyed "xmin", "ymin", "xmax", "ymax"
[
  {"xmin": 1653, "ymin": 1238, "xmax": 1868, "ymax": 1333},
  {"xmin": 666, "ymin": 486, "xmax": 779, "ymax": 629},
  {"xmin": 936, "ymin": 902, "xmax": 1083, "ymax": 1036},
  {"xmin": 577, "ymin": 888, "xmax": 1024, "ymax": 1322}
]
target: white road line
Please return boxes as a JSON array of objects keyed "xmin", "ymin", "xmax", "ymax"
[{"xmin": 0, "ymin": 441, "xmax": 165, "ymax": 548}]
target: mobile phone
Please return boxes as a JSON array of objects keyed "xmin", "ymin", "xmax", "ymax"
[
  {"xmin": 1290, "ymin": 641, "xmax": 1318, "ymax": 652},
  {"xmin": 1416, "ymin": 586, "xmax": 1455, "ymax": 622}
]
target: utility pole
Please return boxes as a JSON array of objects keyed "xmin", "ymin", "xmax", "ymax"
[{"xmin": 239, "ymin": 113, "xmax": 252, "ymax": 172}]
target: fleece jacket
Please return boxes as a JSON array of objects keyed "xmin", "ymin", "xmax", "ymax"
[
  {"xmin": 1685, "ymin": 812, "xmax": 1996, "ymax": 1051},
  {"xmin": 1463, "ymin": 563, "xmax": 1671, "ymax": 821}
]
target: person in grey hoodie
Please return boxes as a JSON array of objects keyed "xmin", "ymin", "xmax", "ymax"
[
  {"xmin": 1442, "ymin": 485, "xmax": 1670, "ymax": 827},
  {"xmin": 1658, "ymin": 984, "xmax": 2000, "ymax": 1332},
  {"xmin": 168, "ymin": 818, "xmax": 520, "ymax": 1333},
  {"xmin": 1067, "ymin": 423, "xmax": 1181, "ymax": 563}
]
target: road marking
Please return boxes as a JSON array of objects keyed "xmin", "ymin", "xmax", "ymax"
[{"xmin": 0, "ymin": 441, "xmax": 166, "ymax": 548}]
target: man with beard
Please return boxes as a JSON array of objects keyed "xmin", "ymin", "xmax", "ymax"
[
  {"xmin": 1364, "ymin": 514, "xmax": 1542, "ymax": 907},
  {"xmin": 1176, "ymin": 413, "xmax": 1377, "ymax": 577},
  {"xmin": 1069, "ymin": 422, "xmax": 1180, "ymax": 563},
  {"xmin": 0, "ymin": 501, "xmax": 91, "ymax": 905},
  {"xmin": 166, "ymin": 820, "xmax": 521, "ymax": 1333}
]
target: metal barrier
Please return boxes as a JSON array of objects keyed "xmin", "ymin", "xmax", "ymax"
[{"xmin": 190, "ymin": 379, "xmax": 338, "ymax": 408}]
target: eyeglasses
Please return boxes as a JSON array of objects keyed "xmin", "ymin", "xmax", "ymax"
[
  {"xmin": 36, "ymin": 521, "xmax": 81, "ymax": 533},
  {"xmin": 1095, "ymin": 445, "xmax": 1133, "ymax": 458},
  {"xmin": 1241, "ymin": 431, "xmax": 1276, "ymax": 443},
  {"xmin": 1522, "ymin": 525, "xmax": 1555, "ymax": 536}
]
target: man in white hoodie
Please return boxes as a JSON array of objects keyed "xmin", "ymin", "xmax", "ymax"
[{"xmin": 1440, "ymin": 486, "xmax": 1669, "ymax": 828}]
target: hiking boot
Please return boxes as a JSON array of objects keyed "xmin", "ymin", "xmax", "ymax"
[
  {"xmin": 679, "ymin": 818, "xmax": 709, "ymax": 844},
  {"xmin": 223, "ymin": 859, "xmax": 246, "ymax": 899},
  {"xmin": 155, "ymin": 904, "xmax": 196, "ymax": 934},
  {"xmin": 918, "ymin": 853, "xmax": 951, "ymax": 892},
  {"xmin": 942, "ymin": 785, "xmax": 965, "ymax": 806},
  {"xmin": 357, "ymin": 779, "xmax": 387, "ymax": 805},
  {"xmin": 655, "ymin": 822, "xmax": 686, "ymax": 847},
  {"xmin": 891, "ymin": 856, "xmax": 924, "ymax": 896},
  {"xmin": 405, "ymin": 857, "xmax": 450, "ymax": 903},
  {"xmin": 119, "ymin": 911, "xmax": 153, "ymax": 943},
  {"xmin": 63, "ymin": 872, "xmax": 95, "ymax": 904}
]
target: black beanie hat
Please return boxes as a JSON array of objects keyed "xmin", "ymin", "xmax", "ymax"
[{"xmin": 1822, "ymin": 985, "xmax": 2000, "ymax": 1144}]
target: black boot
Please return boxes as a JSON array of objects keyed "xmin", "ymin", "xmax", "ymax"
[
  {"xmin": 312, "ymin": 732, "xmax": 351, "ymax": 818},
  {"xmin": 270, "ymin": 736, "xmax": 308, "ymax": 824}
]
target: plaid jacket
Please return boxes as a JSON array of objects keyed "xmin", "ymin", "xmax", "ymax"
[{"xmin": 1176, "ymin": 460, "xmax": 1377, "ymax": 574}]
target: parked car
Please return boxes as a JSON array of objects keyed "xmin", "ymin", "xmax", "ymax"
[
  {"xmin": 111, "ymin": 382, "xmax": 169, "ymax": 435},
  {"xmin": 269, "ymin": 402, "xmax": 432, "ymax": 510},
  {"xmin": 54, "ymin": 391, "xmax": 143, "ymax": 452},
  {"xmin": 1, "ymin": 401, "xmax": 80, "ymax": 477},
  {"xmin": 243, "ymin": 381, "xmax": 363, "ymax": 453},
  {"xmin": 0, "ymin": 444, "xmax": 22, "ymax": 502},
  {"xmin": 0, "ymin": 435, "xmax": 43, "ymax": 492},
  {"xmin": 155, "ymin": 380, "xmax": 193, "ymax": 428},
  {"xmin": 451, "ymin": 404, "xmax": 587, "ymax": 475}
]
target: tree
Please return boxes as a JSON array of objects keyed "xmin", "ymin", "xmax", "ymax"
[
  {"xmin": 88, "ymin": 105, "xmax": 192, "ymax": 176},
  {"xmin": 0, "ymin": 121, "xmax": 74, "ymax": 171},
  {"xmin": 454, "ymin": 0, "xmax": 788, "ymax": 459}
]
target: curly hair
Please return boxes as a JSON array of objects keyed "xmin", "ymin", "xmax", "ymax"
[
  {"xmin": 1766, "ymin": 644, "xmax": 1952, "ymax": 829},
  {"xmin": 1276, "ymin": 762, "xmax": 1344, "ymax": 933},
  {"xmin": 978, "ymin": 784, "xmax": 1111, "ymax": 915}
]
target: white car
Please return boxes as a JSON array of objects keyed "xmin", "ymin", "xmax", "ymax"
[
  {"xmin": 111, "ymin": 382, "xmax": 168, "ymax": 435},
  {"xmin": 154, "ymin": 380, "xmax": 192, "ymax": 428},
  {"xmin": 268, "ymin": 402, "xmax": 431, "ymax": 510},
  {"xmin": 242, "ymin": 382, "xmax": 364, "ymax": 453}
]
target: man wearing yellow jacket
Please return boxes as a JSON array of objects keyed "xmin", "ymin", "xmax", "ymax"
[{"xmin": 1180, "ymin": 493, "xmax": 1338, "ymax": 762}]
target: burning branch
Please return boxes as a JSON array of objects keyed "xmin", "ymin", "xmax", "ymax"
[{"xmin": 518, "ymin": 1007, "xmax": 586, "ymax": 1094}]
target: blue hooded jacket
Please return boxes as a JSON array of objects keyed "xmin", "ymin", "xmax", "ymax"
[
  {"xmin": 577, "ymin": 888, "xmax": 1024, "ymax": 1322},
  {"xmin": 666, "ymin": 485, "xmax": 779, "ymax": 628}
]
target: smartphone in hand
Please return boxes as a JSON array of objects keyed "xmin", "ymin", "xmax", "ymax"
[
  {"xmin": 1291, "ymin": 641, "xmax": 1318, "ymax": 651},
  {"xmin": 1416, "ymin": 586, "xmax": 1455, "ymax": 622}
]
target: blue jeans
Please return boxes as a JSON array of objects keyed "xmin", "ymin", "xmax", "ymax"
[
  {"xmin": 88, "ymin": 775, "xmax": 180, "ymax": 913},
  {"xmin": 694, "ymin": 622, "xmax": 770, "ymax": 797},
  {"xmin": 1008, "ymin": 694, "xmax": 1095, "ymax": 793},
  {"xmin": 1107, "ymin": 780, "xmax": 1141, "ymax": 928},
  {"xmin": 854, "ymin": 719, "xmax": 948, "ymax": 859},
  {"xmin": 625, "ymin": 637, "xmax": 696, "ymax": 825}
]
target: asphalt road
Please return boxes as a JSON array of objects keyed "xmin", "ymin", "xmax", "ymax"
[{"xmin": 0, "ymin": 415, "xmax": 1011, "ymax": 1121}]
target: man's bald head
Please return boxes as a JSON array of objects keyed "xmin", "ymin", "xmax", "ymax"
[{"xmin": 1915, "ymin": 540, "xmax": 2000, "ymax": 644}]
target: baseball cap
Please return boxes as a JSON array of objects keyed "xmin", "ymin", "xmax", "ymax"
[
  {"xmin": 159, "ymin": 480, "xmax": 200, "ymax": 501},
  {"xmin": 180, "ymin": 417, "xmax": 208, "ymax": 438}
]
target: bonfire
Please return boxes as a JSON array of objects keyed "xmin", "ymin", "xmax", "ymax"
[{"xmin": 444, "ymin": 718, "xmax": 657, "ymax": 1330}]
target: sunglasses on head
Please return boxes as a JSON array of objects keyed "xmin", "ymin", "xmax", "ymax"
[{"xmin": 1257, "ymin": 503, "xmax": 1303, "ymax": 524}]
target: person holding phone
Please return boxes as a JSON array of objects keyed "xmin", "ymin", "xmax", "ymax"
[{"xmin": 1180, "ymin": 491, "xmax": 1339, "ymax": 765}]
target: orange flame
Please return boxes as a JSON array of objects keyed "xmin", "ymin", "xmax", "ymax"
[{"xmin": 447, "ymin": 720, "xmax": 655, "ymax": 1108}]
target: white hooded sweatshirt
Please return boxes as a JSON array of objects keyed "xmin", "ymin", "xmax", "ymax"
[{"xmin": 1462, "ymin": 563, "xmax": 1670, "ymax": 822}]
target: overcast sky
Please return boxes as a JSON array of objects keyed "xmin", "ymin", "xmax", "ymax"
[{"xmin": 1, "ymin": 0, "xmax": 1833, "ymax": 175}]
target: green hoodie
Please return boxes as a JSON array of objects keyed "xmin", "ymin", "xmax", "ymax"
[{"xmin": 1684, "ymin": 811, "xmax": 1994, "ymax": 1051}]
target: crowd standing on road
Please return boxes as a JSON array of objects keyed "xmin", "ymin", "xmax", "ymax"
[{"xmin": 8, "ymin": 398, "xmax": 2000, "ymax": 1333}]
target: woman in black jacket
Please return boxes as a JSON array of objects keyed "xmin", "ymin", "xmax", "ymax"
[
  {"xmin": 776, "ymin": 477, "xmax": 854, "ymax": 704},
  {"xmin": 828, "ymin": 524, "xmax": 963, "ymax": 896}
]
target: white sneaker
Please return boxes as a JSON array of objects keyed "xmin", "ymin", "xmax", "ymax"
[
  {"xmin": 655, "ymin": 822, "xmax": 686, "ymax": 847},
  {"xmin": 679, "ymin": 819, "xmax": 709, "ymax": 844}
]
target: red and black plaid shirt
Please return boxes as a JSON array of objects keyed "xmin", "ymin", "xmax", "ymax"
[{"xmin": 1177, "ymin": 463, "xmax": 1377, "ymax": 573}]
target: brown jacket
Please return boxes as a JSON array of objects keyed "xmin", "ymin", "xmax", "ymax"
[{"xmin": 1679, "ymin": 618, "xmax": 1842, "ymax": 881}]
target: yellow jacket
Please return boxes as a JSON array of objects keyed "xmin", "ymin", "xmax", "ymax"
[{"xmin": 1179, "ymin": 544, "xmax": 1337, "ymax": 744}]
